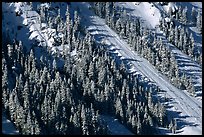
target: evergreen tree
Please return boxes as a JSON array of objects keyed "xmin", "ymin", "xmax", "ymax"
[
  {"xmin": 196, "ymin": 10, "xmax": 202, "ymax": 33},
  {"xmin": 98, "ymin": 65, "xmax": 108, "ymax": 89},
  {"xmin": 181, "ymin": 6, "xmax": 187, "ymax": 25},
  {"xmin": 191, "ymin": 7, "xmax": 196, "ymax": 25},
  {"xmin": 23, "ymin": 81, "xmax": 30, "ymax": 113}
]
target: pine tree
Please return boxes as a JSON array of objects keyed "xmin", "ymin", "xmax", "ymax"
[
  {"xmin": 183, "ymin": 32, "xmax": 188, "ymax": 54},
  {"xmin": 88, "ymin": 61, "xmax": 97, "ymax": 81},
  {"xmin": 81, "ymin": 105, "xmax": 89, "ymax": 135},
  {"xmin": 22, "ymin": 110, "xmax": 32, "ymax": 134},
  {"xmin": 182, "ymin": 6, "xmax": 187, "ymax": 25},
  {"xmin": 15, "ymin": 105, "xmax": 26, "ymax": 131},
  {"xmin": 64, "ymin": 51, "xmax": 72, "ymax": 75},
  {"xmin": 55, "ymin": 71, "xmax": 62, "ymax": 89},
  {"xmin": 8, "ymin": 44, "xmax": 14, "ymax": 60},
  {"xmin": 72, "ymin": 111, "xmax": 81, "ymax": 134},
  {"xmin": 2, "ymin": 63, "xmax": 8, "ymax": 93},
  {"xmin": 169, "ymin": 119, "xmax": 173, "ymax": 133},
  {"xmin": 126, "ymin": 19, "xmax": 130, "ymax": 37},
  {"xmin": 8, "ymin": 90, "xmax": 16, "ymax": 122},
  {"xmin": 174, "ymin": 26, "xmax": 179, "ymax": 47},
  {"xmin": 98, "ymin": 65, "xmax": 108, "ymax": 89},
  {"xmin": 168, "ymin": 25, "xmax": 175, "ymax": 43},
  {"xmin": 191, "ymin": 7, "xmax": 196, "ymax": 25},
  {"xmin": 137, "ymin": 113, "xmax": 142, "ymax": 135},
  {"xmin": 23, "ymin": 81, "xmax": 30, "ymax": 113},
  {"xmin": 105, "ymin": 2, "xmax": 111, "ymax": 24},
  {"xmin": 148, "ymin": 115, "xmax": 153, "ymax": 127},
  {"xmin": 73, "ymin": 10, "xmax": 80, "ymax": 34},
  {"xmin": 40, "ymin": 6, "xmax": 45, "ymax": 23},
  {"xmin": 40, "ymin": 66, "xmax": 48, "ymax": 86},
  {"xmin": 52, "ymin": 58, "xmax": 57, "ymax": 71},
  {"xmin": 115, "ymin": 18, "xmax": 121, "ymax": 32},
  {"xmin": 196, "ymin": 10, "xmax": 202, "ymax": 33}
]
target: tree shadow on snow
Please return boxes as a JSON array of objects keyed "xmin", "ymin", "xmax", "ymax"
[
  {"xmin": 122, "ymin": 58, "xmax": 142, "ymax": 62},
  {"xmin": 175, "ymin": 55, "xmax": 201, "ymax": 68},
  {"xmin": 95, "ymin": 33, "xmax": 114, "ymax": 40},
  {"xmin": 165, "ymin": 109, "xmax": 197, "ymax": 131},
  {"xmin": 156, "ymin": 94, "xmax": 200, "ymax": 132}
]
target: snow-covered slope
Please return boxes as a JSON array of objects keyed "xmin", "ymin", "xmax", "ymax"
[
  {"xmin": 71, "ymin": 2, "xmax": 202, "ymax": 135},
  {"xmin": 100, "ymin": 115, "xmax": 134, "ymax": 135},
  {"xmin": 2, "ymin": 2, "xmax": 202, "ymax": 135},
  {"xmin": 3, "ymin": 2, "xmax": 64, "ymax": 54}
]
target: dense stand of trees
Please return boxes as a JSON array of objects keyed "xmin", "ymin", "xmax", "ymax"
[{"xmin": 3, "ymin": 3, "xmax": 108, "ymax": 135}]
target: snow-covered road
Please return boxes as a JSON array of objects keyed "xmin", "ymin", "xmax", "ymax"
[{"xmin": 73, "ymin": 2, "xmax": 202, "ymax": 135}]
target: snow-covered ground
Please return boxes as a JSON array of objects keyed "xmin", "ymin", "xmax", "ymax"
[
  {"xmin": 72, "ymin": 2, "xmax": 202, "ymax": 135},
  {"xmin": 120, "ymin": 2, "xmax": 161, "ymax": 29},
  {"xmin": 100, "ymin": 115, "xmax": 134, "ymax": 135},
  {"xmin": 3, "ymin": 2, "xmax": 65, "ymax": 54},
  {"xmin": 2, "ymin": 113, "xmax": 19, "ymax": 135}
]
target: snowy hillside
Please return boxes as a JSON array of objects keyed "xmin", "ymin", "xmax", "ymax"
[
  {"xmin": 2, "ymin": 2, "xmax": 202, "ymax": 135},
  {"xmin": 73, "ymin": 2, "xmax": 202, "ymax": 135}
]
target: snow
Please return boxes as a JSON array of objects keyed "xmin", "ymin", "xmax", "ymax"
[
  {"xmin": 2, "ymin": 113, "xmax": 19, "ymax": 135},
  {"xmin": 190, "ymin": 26, "xmax": 202, "ymax": 35},
  {"xmin": 29, "ymin": 29, "xmax": 39, "ymax": 39},
  {"xmin": 164, "ymin": 17, "xmax": 171, "ymax": 22},
  {"xmin": 71, "ymin": 48, "xmax": 77, "ymax": 56},
  {"xmin": 190, "ymin": 2, "xmax": 202, "ymax": 9},
  {"xmin": 177, "ymin": 126, "xmax": 202, "ymax": 135},
  {"xmin": 121, "ymin": 2, "xmax": 161, "ymax": 29},
  {"xmin": 2, "ymin": 3, "xmax": 34, "ymax": 51},
  {"xmin": 157, "ymin": 125, "xmax": 202, "ymax": 135},
  {"xmin": 3, "ymin": 2, "xmax": 65, "ymax": 52},
  {"xmin": 100, "ymin": 115, "xmax": 134, "ymax": 135},
  {"xmin": 163, "ymin": 2, "xmax": 178, "ymax": 13},
  {"xmin": 41, "ymin": 3, "xmax": 50, "ymax": 8},
  {"xmin": 14, "ymin": 2, "xmax": 23, "ymax": 13}
]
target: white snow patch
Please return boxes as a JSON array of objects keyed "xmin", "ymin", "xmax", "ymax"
[
  {"xmin": 190, "ymin": 2, "xmax": 202, "ymax": 9},
  {"xmin": 165, "ymin": 17, "xmax": 171, "ymax": 22},
  {"xmin": 131, "ymin": 2, "xmax": 161, "ymax": 28},
  {"xmin": 177, "ymin": 126, "xmax": 202, "ymax": 135},
  {"xmin": 100, "ymin": 115, "xmax": 134, "ymax": 135},
  {"xmin": 164, "ymin": 2, "xmax": 178, "ymax": 13},
  {"xmin": 71, "ymin": 48, "xmax": 77, "ymax": 56},
  {"xmin": 41, "ymin": 3, "xmax": 50, "ymax": 9}
]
